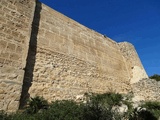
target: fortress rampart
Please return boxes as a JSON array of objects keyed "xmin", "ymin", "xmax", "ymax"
[{"xmin": 0, "ymin": 0, "xmax": 148, "ymax": 112}]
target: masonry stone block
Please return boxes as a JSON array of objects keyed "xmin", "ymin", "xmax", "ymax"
[
  {"xmin": 6, "ymin": 43, "xmax": 16, "ymax": 52},
  {"xmin": 0, "ymin": 40, "xmax": 7, "ymax": 50}
]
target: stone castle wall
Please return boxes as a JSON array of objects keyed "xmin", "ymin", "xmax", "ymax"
[
  {"xmin": 0, "ymin": 0, "xmax": 36, "ymax": 112},
  {"xmin": 118, "ymin": 42, "xmax": 148, "ymax": 84},
  {"xmin": 132, "ymin": 78, "xmax": 160, "ymax": 102},
  {"xmin": 26, "ymin": 2, "xmax": 132, "ymax": 103},
  {"xmin": 0, "ymin": 0, "xmax": 148, "ymax": 112}
]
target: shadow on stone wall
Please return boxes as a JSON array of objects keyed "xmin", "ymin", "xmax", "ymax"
[{"xmin": 19, "ymin": 0, "xmax": 42, "ymax": 109}]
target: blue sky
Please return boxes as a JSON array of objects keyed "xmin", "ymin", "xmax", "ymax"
[{"xmin": 39, "ymin": 0, "xmax": 160, "ymax": 76}]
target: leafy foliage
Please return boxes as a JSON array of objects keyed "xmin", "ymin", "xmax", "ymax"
[
  {"xmin": 6, "ymin": 113, "xmax": 37, "ymax": 120},
  {"xmin": 129, "ymin": 107, "xmax": 157, "ymax": 120},
  {"xmin": 1, "ymin": 93, "xmax": 159, "ymax": 120},
  {"xmin": 0, "ymin": 111, "xmax": 9, "ymax": 120},
  {"xmin": 122, "ymin": 99, "xmax": 133, "ymax": 119},
  {"xmin": 141, "ymin": 101, "xmax": 160, "ymax": 119},
  {"xmin": 41, "ymin": 100, "xmax": 84, "ymax": 120},
  {"xmin": 26, "ymin": 96, "xmax": 49, "ymax": 114},
  {"xmin": 149, "ymin": 74, "xmax": 160, "ymax": 82},
  {"xmin": 83, "ymin": 92, "xmax": 124, "ymax": 120}
]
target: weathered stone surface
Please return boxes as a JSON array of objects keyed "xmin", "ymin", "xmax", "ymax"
[
  {"xmin": 118, "ymin": 42, "xmax": 148, "ymax": 84},
  {"xmin": 0, "ymin": 0, "xmax": 35, "ymax": 112},
  {"xmin": 23, "ymin": 2, "xmax": 148, "ymax": 105},
  {"xmin": 132, "ymin": 78, "xmax": 160, "ymax": 102},
  {"xmin": 1, "ymin": 0, "xmax": 154, "ymax": 113}
]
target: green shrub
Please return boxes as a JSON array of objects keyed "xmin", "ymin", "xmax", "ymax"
[
  {"xmin": 0, "ymin": 111, "xmax": 9, "ymax": 120},
  {"xmin": 5, "ymin": 93, "xmax": 160, "ymax": 120},
  {"xmin": 26, "ymin": 96, "xmax": 49, "ymax": 114},
  {"xmin": 83, "ymin": 92, "xmax": 124, "ymax": 120},
  {"xmin": 149, "ymin": 74, "xmax": 160, "ymax": 82},
  {"xmin": 41, "ymin": 100, "xmax": 84, "ymax": 120},
  {"xmin": 7, "ymin": 113, "xmax": 37, "ymax": 120},
  {"xmin": 122, "ymin": 100, "xmax": 133, "ymax": 119},
  {"xmin": 129, "ymin": 101, "xmax": 160, "ymax": 120},
  {"xmin": 129, "ymin": 107, "xmax": 157, "ymax": 120},
  {"xmin": 141, "ymin": 101, "xmax": 160, "ymax": 119},
  {"xmin": 86, "ymin": 92, "xmax": 123, "ymax": 107}
]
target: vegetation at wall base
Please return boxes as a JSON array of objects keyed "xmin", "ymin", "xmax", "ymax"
[
  {"xmin": 82, "ymin": 92, "xmax": 124, "ymax": 120},
  {"xmin": 25, "ymin": 96, "xmax": 49, "ymax": 114},
  {"xmin": 129, "ymin": 107, "xmax": 157, "ymax": 120},
  {"xmin": 141, "ymin": 101, "xmax": 160, "ymax": 119},
  {"xmin": 0, "ymin": 92, "xmax": 160, "ymax": 120},
  {"xmin": 149, "ymin": 74, "xmax": 160, "ymax": 82},
  {"xmin": 0, "ymin": 111, "xmax": 8, "ymax": 120}
]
